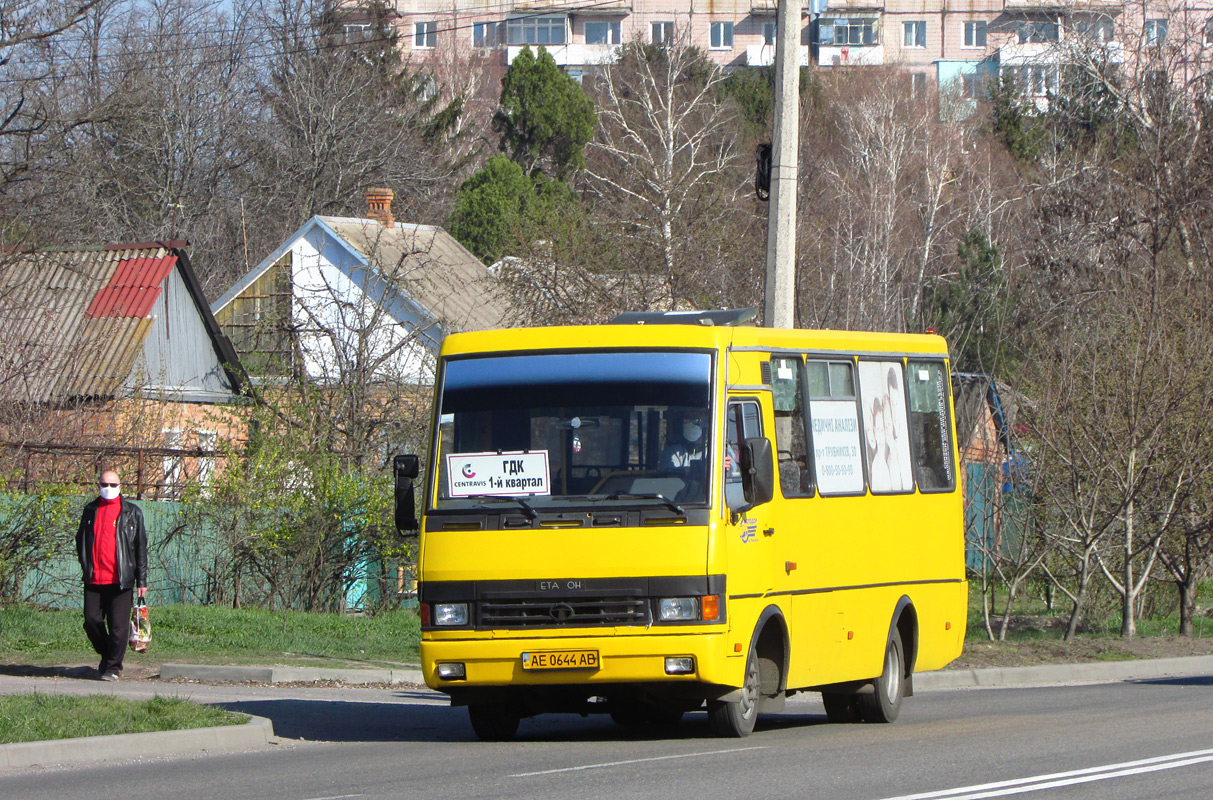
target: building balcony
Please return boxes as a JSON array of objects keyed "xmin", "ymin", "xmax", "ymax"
[
  {"xmin": 506, "ymin": 43, "xmax": 621, "ymax": 67},
  {"xmin": 1003, "ymin": 0, "xmax": 1121, "ymax": 9},
  {"xmin": 822, "ymin": 1, "xmax": 886, "ymax": 10},
  {"xmin": 995, "ymin": 39, "xmax": 1124, "ymax": 66},
  {"xmin": 746, "ymin": 43, "xmax": 810, "ymax": 66},
  {"xmin": 749, "ymin": 1, "xmax": 815, "ymax": 14},
  {"xmin": 511, "ymin": 0, "xmax": 632, "ymax": 12},
  {"xmin": 818, "ymin": 44, "xmax": 885, "ymax": 67}
]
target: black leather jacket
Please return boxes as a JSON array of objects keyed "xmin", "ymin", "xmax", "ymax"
[{"xmin": 77, "ymin": 498, "xmax": 147, "ymax": 590}]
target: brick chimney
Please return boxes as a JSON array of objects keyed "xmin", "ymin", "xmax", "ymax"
[{"xmin": 365, "ymin": 187, "xmax": 395, "ymax": 228}]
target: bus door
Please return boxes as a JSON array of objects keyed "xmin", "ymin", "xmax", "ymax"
[{"xmin": 723, "ymin": 397, "xmax": 779, "ymax": 623}]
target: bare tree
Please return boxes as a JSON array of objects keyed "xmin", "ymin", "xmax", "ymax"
[{"xmin": 584, "ymin": 38, "xmax": 751, "ymax": 310}]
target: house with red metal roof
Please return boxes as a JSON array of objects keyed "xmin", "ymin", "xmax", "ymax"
[{"xmin": 0, "ymin": 241, "xmax": 248, "ymax": 497}]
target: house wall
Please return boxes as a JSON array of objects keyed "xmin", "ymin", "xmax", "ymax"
[
  {"xmin": 291, "ymin": 227, "xmax": 437, "ymax": 385},
  {"xmin": 1, "ymin": 398, "xmax": 247, "ymax": 500},
  {"xmin": 128, "ymin": 267, "xmax": 236, "ymax": 401}
]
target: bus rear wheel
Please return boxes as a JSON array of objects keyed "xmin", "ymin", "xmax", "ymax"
[
  {"xmin": 468, "ymin": 702, "xmax": 521, "ymax": 741},
  {"xmin": 858, "ymin": 629, "xmax": 905, "ymax": 724},
  {"xmin": 708, "ymin": 645, "xmax": 760, "ymax": 737}
]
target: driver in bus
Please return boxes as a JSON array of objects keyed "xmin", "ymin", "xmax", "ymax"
[{"xmin": 661, "ymin": 410, "xmax": 708, "ymax": 473}]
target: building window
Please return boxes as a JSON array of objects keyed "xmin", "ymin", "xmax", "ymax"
[
  {"xmin": 474, "ymin": 22, "xmax": 501, "ymax": 48},
  {"xmin": 1144, "ymin": 19, "xmax": 1168, "ymax": 45},
  {"xmin": 763, "ymin": 21, "xmax": 776, "ymax": 46},
  {"xmin": 710, "ymin": 21, "xmax": 734, "ymax": 49},
  {"xmin": 1078, "ymin": 15, "xmax": 1115, "ymax": 44},
  {"xmin": 964, "ymin": 21, "xmax": 987, "ymax": 48},
  {"xmin": 343, "ymin": 23, "xmax": 372, "ymax": 42},
  {"xmin": 910, "ymin": 72, "xmax": 928, "ymax": 97},
  {"xmin": 414, "ymin": 21, "xmax": 436, "ymax": 49},
  {"xmin": 1205, "ymin": 18, "xmax": 1213, "ymax": 46},
  {"xmin": 818, "ymin": 18, "xmax": 877, "ymax": 46},
  {"xmin": 652, "ymin": 21, "xmax": 674, "ymax": 45},
  {"xmin": 961, "ymin": 72, "xmax": 984, "ymax": 100},
  {"xmin": 903, "ymin": 21, "xmax": 926, "ymax": 49},
  {"xmin": 1007, "ymin": 65, "xmax": 1058, "ymax": 97},
  {"xmin": 584, "ymin": 20, "xmax": 621, "ymax": 45},
  {"xmin": 1016, "ymin": 20, "xmax": 1059, "ymax": 44},
  {"xmin": 507, "ymin": 15, "xmax": 567, "ymax": 46}
]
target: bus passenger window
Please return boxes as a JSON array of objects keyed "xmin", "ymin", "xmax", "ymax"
[
  {"xmin": 770, "ymin": 357, "xmax": 811, "ymax": 496},
  {"xmin": 807, "ymin": 360, "xmax": 865, "ymax": 495},
  {"xmin": 907, "ymin": 361, "xmax": 956, "ymax": 491},
  {"xmin": 858, "ymin": 361, "xmax": 915, "ymax": 493}
]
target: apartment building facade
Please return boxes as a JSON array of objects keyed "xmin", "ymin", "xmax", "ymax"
[{"xmin": 353, "ymin": 1, "xmax": 1213, "ymax": 99}]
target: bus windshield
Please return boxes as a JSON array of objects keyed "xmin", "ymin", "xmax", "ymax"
[{"xmin": 433, "ymin": 351, "xmax": 714, "ymax": 510}]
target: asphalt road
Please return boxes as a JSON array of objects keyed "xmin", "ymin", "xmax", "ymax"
[{"xmin": 2, "ymin": 673, "xmax": 1211, "ymax": 800}]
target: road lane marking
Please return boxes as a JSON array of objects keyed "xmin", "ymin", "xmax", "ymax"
[
  {"xmin": 298, "ymin": 795, "xmax": 364, "ymax": 800},
  {"xmin": 876, "ymin": 747, "xmax": 1213, "ymax": 800},
  {"xmin": 510, "ymin": 746, "xmax": 767, "ymax": 778}
]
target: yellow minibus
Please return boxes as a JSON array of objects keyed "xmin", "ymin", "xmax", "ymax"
[{"xmin": 394, "ymin": 309, "xmax": 967, "ymax": 739}]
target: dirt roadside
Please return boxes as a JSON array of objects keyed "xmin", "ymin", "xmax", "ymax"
[{"xmin": 948, "ymin": 635, "xmax": 1213, "ymax": 670}]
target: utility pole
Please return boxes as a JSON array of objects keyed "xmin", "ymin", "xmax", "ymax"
[{"xmin": 762, "ymin": 0, "xmax": 801, "ymax": 329}]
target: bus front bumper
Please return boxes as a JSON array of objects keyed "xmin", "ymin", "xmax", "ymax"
[{"xmin": 421, "ymin": 629, "xmax": 735, "ymax": 695}]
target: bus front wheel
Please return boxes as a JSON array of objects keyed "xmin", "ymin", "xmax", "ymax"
[
  {"xmin": 859, "ymin": 629, "xmax": 905, "ymax": 724},
  {"xmin": 708, "ymin": 645, "xmax": 760, "ymax": 737},
  {"xmin": 467, "ymin": 702, "xmax": 521, "ymax": 741}
]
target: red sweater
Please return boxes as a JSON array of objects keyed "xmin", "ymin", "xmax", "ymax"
[{"xmin": 91, "ymin": 496, "xmax": 121, "ymax": 585}]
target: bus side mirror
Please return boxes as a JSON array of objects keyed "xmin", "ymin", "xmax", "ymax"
[
  {"xmin": 394, "ymin": 454, "xmax": 420, "ymax": 536},
  {"xmin": 740, "ymin": 437, "xmax": 775, "ymax": 509}
]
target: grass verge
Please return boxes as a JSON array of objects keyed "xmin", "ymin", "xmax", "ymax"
[
  {"xmin": 0, "ymin": 694, "xmax": 245, "ymax": 744},
  {"xmin": 0, "ymin": 604, "xmax": 421, "ymax": 669}
]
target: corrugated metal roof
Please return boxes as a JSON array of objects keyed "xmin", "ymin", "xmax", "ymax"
[
  {"xmin": 318, "ymin": 218, "xmax": 511, "ymax": 334},
  {"xmin": 0, "ymin": 244, "xmax": 181, "ymax": 403},
  {"xmin": 87, "ymin": 252, "xmax": 177, "ymax": 318}
]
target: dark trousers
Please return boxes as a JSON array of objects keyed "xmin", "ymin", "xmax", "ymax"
[{"xmin": 83, "ymin": 584, "xmax": 133, "ymax": 675}]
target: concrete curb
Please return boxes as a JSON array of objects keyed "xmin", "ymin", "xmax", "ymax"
[
  {"xmin": 159, "ymin": 663, "xmax": 426, "ymax": 685},
  {"xmin": 0, "ymin": 714, "xmax": 274, "ymax": 771},
  {"xmin": 916, "ymin": 653, "xmax": 1213, "ymax": 691}
]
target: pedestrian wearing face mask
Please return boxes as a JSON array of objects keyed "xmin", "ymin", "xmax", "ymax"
[{"xmin": 76, "ymin": 469, "xmax": 147, "ymax": 681}]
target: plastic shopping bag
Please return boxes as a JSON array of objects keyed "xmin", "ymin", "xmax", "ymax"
[{"xmin": 130, "ymin": 597, "xmax": 152, "ymax": 653}]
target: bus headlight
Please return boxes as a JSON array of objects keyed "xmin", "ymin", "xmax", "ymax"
[
  {"xmin": 659, "ymin": 597, "xmax": 699, "ymax": 621},
  {"xmin": 433, "ymin": 603, "xmax": 469, "ymax": 626}
]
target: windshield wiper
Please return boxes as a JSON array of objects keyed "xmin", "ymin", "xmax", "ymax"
[
  {"xmin": 465, "ymin": 495, "xmax": 538, "ymax": 520},
  {"xmin": 604, "ymin": 492, "xmax": 685, "ymax": 516}
]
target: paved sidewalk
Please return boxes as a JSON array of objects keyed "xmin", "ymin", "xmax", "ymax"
[{"xmin": 3, "ymin": 654, "xmax": 1211, "ymax": 771}]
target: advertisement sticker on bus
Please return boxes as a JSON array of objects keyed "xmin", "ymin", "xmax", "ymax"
[
  {"xmin": 810, "ymin": 399, "xmax": 864, "ymax": 494},
  {"xmin": 446, "ymin": 451, "xmax": 551, "ymax": 497}
]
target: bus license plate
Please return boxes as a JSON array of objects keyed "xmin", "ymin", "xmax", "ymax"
[{"xmin": 521, "ymin": 650, "xmax": 600, "ymax": 671}]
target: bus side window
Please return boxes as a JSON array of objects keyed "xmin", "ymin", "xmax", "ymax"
[
  {"xmin": 906, "ymin": 361, "xmax": 957, "ymax": 491},
  {"xmin": 806, "ymin": 360, "xmax": 865, "ymax": 496},
  {"xmin": 858, "ymin": 360, "xmax": 915, "ymax": 494},
  {"xmin": 770, "ymin": 357, "xmax": 811, "ymax": 497},
  {"xmin": 724, "ymin": 400, "xmax": 762, "ymax": 509}
]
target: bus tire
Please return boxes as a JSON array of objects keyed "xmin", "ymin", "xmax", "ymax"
[
  {"xmin": 708, "ymin": 644, "xmax": 760, "ymax": 737},
  {"xmin": 858, "ymin": 629, "xmax": 905, "ymax": 724},
  {"xmin": 468, "ymin": 703, "xmax": 521, "ymax": 741},
  {"xmin": 821, "ymin": 692, "xmax": 862, "ymax": 723}
]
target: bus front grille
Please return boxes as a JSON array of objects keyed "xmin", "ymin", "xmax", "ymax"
[{"xmin": 479, "ymin": 597, "xmax": 650, "ymax": 627}]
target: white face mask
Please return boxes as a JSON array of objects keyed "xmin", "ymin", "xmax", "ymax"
[
  {"xmin": 99, "ymin": 486, "xmax": 120, "ymax": 501},
  {"xmin": 683, "ymin": 421, "xmax": 703, "ymax": 443}
]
